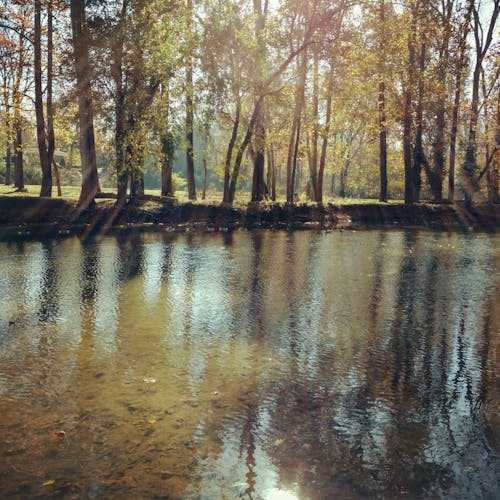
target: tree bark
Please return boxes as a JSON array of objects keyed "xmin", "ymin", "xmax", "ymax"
[
  {"xmin": 202, "ymin": 157, "xmax": 207, "ymax": 200},
  {"xmin": 378, "ymin": 0, "xmax": 388, "ymax": 202},
  {"xmin": 47, "ymin": 0, "xmax": 56, "ymax": 181},
  {"xmin": 228, "ymin": 96, "xmax": 264, "ymax": 204},
  {"xmin": 286, "ymin": 47, "xmax": 307, "ymax": 203},
  {"xmin": 35, "ymin": 0, "xmax": 52, "ymax": 197},
  {"xmin": 317, "ymin": 64, "xmax": 334, "ymax": 204},
  {"xmin": 309, "ymin": 47, "xmax": 319, "ymax": 201},
  {"xmin": 223, "ymin": 99, "xmax": 241, "ymax": 203},
  {"xmin": 185, "ymin": 0, "xmax": 196, "ymax": 200},
  {"xmin": 250, "ymin": 0, "xmax": 267, "ymax": 203},
  {"xmin": 70, "ymin": 0, "xmax": 100, "ymax": 208},
  {"xmin": 403, "ymin": 9, "xmax": 416, "ymax": 204},
  {"xmin": 412, "ymin": 43, "xmax": 427, "ymax": 202},
  {"xmin": 161, "ymin": 132, "xmax": 174, "ymax": 197}
]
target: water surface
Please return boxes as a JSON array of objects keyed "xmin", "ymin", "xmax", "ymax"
[{"xmin": 0, "ymin": 229, "xmax": 498, "ymax": 498}]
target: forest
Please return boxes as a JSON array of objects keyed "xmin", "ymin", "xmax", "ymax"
[{"xmin": 0, "ymin": 0, "xmax": 499, "ymax": 208}]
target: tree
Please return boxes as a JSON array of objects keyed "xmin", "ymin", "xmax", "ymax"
[
  {"xmin": 185, "ymin": 0, "xmax": 196, "ymax": 200},
  {"xmin": 377, "ymin": 0, "xmax": 388, "ymax": 202},
  {"xmin": 34, "ymin": 0, "xmax": 51, "ymax": 196},
  {"xmin": 461, "ymin": 0, "xmax": 499, "ymax": 202},
  {"xmin": 70, "ymin": 0, "xmax": 100, "ymax": 207}
]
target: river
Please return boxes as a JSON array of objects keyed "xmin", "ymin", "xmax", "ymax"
[{"xmin": 0, "ymin": 229, "xmax": 498, "ymax": 498}]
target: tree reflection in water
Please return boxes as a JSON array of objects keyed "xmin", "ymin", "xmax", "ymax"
[{"xmin": 0, "ymin": 229, "xmax": 498, "ymax": 498}]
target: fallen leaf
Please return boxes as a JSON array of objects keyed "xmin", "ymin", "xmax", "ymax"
[
  {"xmin": 42, "ymin": 480, "xmax": 55, "ymax": 487},
  {"xmin": 147, "ymin": 418, "xmax": 157, "ymax": 425}
]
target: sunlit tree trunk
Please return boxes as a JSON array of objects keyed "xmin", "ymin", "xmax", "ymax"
[{"xmin": 70, "ymin": 0, "xmax": 100, "ymax": 208}]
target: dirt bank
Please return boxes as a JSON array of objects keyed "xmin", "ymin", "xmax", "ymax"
[{"xmin": 0, "ymin": 196, "xmax": 498, "ymax": 240}]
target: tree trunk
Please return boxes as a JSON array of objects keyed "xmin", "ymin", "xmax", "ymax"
[
  {"xmin": 228, "ymin": 97, "xmax": 264, "ymax": 204},
  {"xmin": 47, "ymin": 0, "xmax": 56, "ymax": 182},
  {"xmin": 378, "ymin": 0, "xmax": 388, "ymax": 202},
  {"xmin": 161, "ymin": 131, "xmax": 174, "ymax": 197},
  {"xmin": 52, "ymin": 159, "xmax": 62, "ymax": 197},
  {"xmin": 291, "ymin": 116, "xmax": 301, "ymax": 202},
  {"xmin": 5, "ymin": 145, "xmax": 11, "ymax": 185},
  {"xmin": 462, "ymin": 2, "xmax": 499, "ymax": 202},
  {"xmin": 251, "ymin": 120, "xmax": 267, "ymax": 202},
  {"xmin": 2, "ymin": 81, "xmax": 12, "ymax": 185},
  {"xmin": 14, "ymin": 113, "xmax": 24, "ymax": 191},
  {"xmin": 309, "ymin": 47, "xmax": 319, "ymax": 201},
  {"xmin": 449, "ymin": 3, "xmax": 472, "ymax": 201},
  {"xmin": 266, "ymin": 146, "xmax": 276, "ymax": 201},
  {"xmin": 489, "ymin": 87, "xmax": 500, "ymax": 203},
  {"xmin": 202, "ymin": 158, "xmax": 207, "ymax": 200},
  {"xmin": 70, "ymin": 0, "xmax": 100, "ymax": 208},
  {"xmin": 317, "ymin": 64, "xmax": 334, "ymax": 204},
  {"xmin": 185, "ymin": 0, "xmax": 196, "ymax": 200},
  {"xmin": 412, "ymin": 43, "xmax": 427, "ymax": 202},
  {"xmin": 35, "ymin": 0, "xmax": 52, "ymax": 197},
  {"xmin": 286, "ymin": 47, "xmax": 307, "ymax": 203},
  {"xmin": 403, "ymin": 11, "xmax": 416, "ymax": 204},
  {"xmin": 223, "ymin": 99, "xmax": 241, "ymax": 203}
]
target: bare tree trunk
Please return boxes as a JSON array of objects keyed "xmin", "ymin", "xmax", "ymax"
[
  {"xmin": 161, "ymin": 132, "xmax": 174, "ymax": 197},
  {"xmin": 317, "ymin": 64, "xmax": 334, "ymax": 204},
  {"xmin": 47, "ymin": 0, "xmax": 55, "ymax": 179},
  {"xmin": 413, "ymin": 43, "xmax": 427, "ymax": 202},
  {"xmin": 489, "ymin": 86, "xmax": 500, "ymax": 203},
  {"xmin": 35, "ymin": 0, "xmax": 52, "ymax": 197},
  {"xmin": 309, "ymin": 47, "xmax": 319, "ymax": 201},
  {"xmin": 449, "ymin": 4, "xmax": 472, "ymax": 201},
  {"xmin": 378, "ymin": 0, "xmax": 388, "ymax": 202},
  {"xmin": 403, "ymin": 11, "xmax": 416, "ymax": 204},
  {"xmin": 2, "ymin": 79, "xmax": 12, "ymax": 185},
  {"xmin": 52, "ymin": 159, "xmax": 62, "ymax": 197},
  {"xmin": 202, "ymin": 157, "xmax": 207, "ymax": 200},
  {"xmin": 228, "ymin": 97, "xmax": 264, "ymax": 204},
  {"xmin": 185, "ymin": 0, "xmax": 196, "ymax": 200},
  {"xmin": 14, "ymin": 107, "xmax": 24, "ymax": 191},
  {"xmin": 266, "ymin": 145, "xmax": 276, "ymax": 201},
  {"xmin": 70, "ymin": 0, "xmax": 101, "ymax": 208},
  {"xmin": 250, "ymin": 0, "xmax": 268, "ymax": 203},
  {"xmin": 286, "ymin": 47, "xmax": 307, "ymax": 203},
  {"xmin": 223, "ymin": 99, "xmax": 241, "ymax": 203}
]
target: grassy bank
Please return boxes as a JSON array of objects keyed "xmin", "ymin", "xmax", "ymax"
[{"xmin": 0, "ymin": 185, "xmax": 498, "ymax": 240}]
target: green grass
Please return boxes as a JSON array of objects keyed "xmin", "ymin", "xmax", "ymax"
[{"xmin": 0, "ymin": 184, "xmax": 404, "ymax": 206}]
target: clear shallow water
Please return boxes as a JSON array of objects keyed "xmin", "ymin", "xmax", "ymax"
[{"xmin": 0, "ymin": 229, "xmax": 498, "ymax": 499}]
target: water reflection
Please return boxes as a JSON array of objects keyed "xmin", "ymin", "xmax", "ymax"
[{"xmin": 0, "ymin": 229, "xmax": 498, "ymax": 498}]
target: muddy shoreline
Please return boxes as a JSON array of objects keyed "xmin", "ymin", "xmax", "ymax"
[{"xmin": 0, "ymin": 196, "xmax": 499, "ymax": 240}]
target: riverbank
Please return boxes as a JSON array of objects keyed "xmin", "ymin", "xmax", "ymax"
[{"xmin": 0, "ymin": 195, "xmax": 498, "ymax": 240}]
